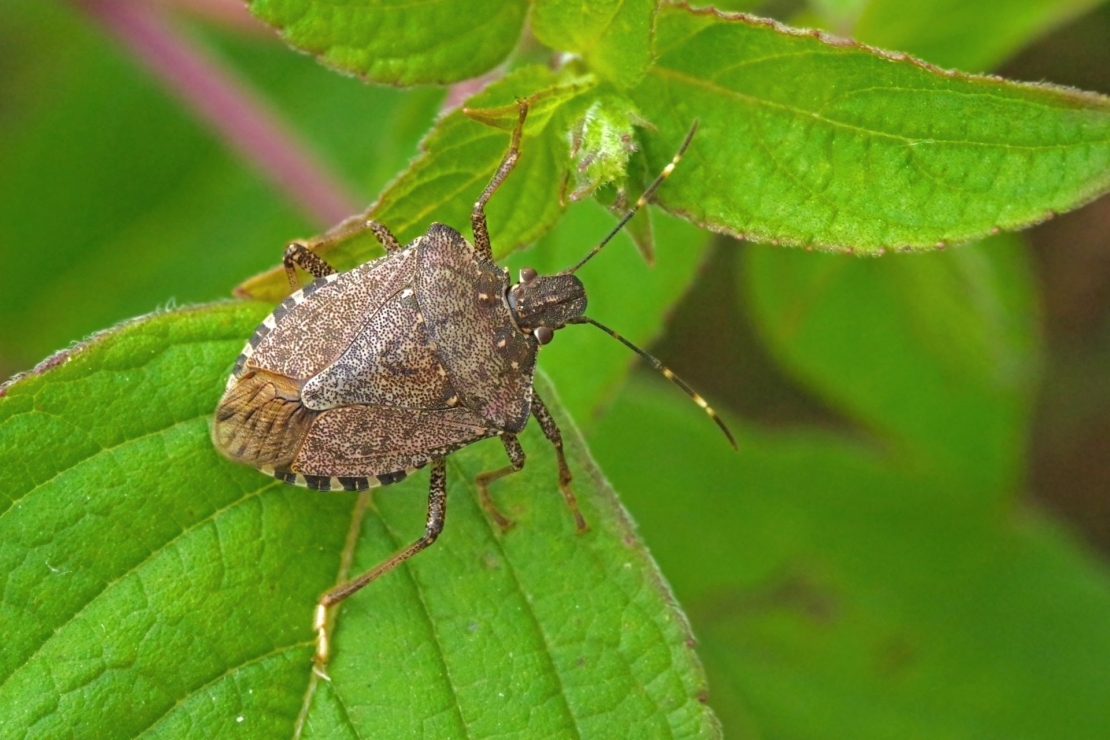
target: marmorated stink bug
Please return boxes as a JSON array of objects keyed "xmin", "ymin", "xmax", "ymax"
[{"xmin": 212, "ymin": 103, "xmax": 735, "ymax": 665}]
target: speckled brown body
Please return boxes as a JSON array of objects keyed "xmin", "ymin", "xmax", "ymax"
[{"xmin": 213, "ymin": 222, "xmax": 538, "ymax": 491}]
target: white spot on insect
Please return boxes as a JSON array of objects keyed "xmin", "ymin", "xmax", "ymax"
[
  {"xmin": 496, "ymin": 338, "xmax": 507, "ymax": 348},
  {"xmin": 262, "ymin": 315, "xmax": 277, "ymax": 329},
  {"xmin": 294, "ymin": 474, "xmax": 307, "ymax": 487},
  {"xmin": 289, "ymin": 288, "xmax": 305, "ymax": 305},
  {"xmin": 261, "ymin": 465, "xmax": 276, "ymax": 477},
  {"xmin": 437, "ymin": 365, "xmax": 447, "ymax": 377},
  {"xmin": 324, "ymin": 273, "xmax": 339, "ymax": 283},
  {"xmin": 447, "ymin": 396, "xmax": 459, "ymax": 407},
  {"xmin": 693, "ymin": 394, "xmax": 709, "ymax": 410},
  {"xmin": 401, "ymin": 288, "xmax": 414, "ymax": 298},
  {"xmin": 511, "ymin": 361, "xmax": 519, "ymax": 369},
  {"xmin": 663, "ymin": 162, "xmax": 676, "ymax": 176},
  {"xmin": 478, "ymin": 292, "xmax": 489, "ymax": 301}
]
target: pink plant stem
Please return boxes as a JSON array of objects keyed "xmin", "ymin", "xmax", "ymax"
[
  {"xmin": 149, "ymin": 0, "xmax": 269, "ymax": 35},
  {"xmin": 77, "ymin": 0, "xmax": 361, "ymax": 227}
]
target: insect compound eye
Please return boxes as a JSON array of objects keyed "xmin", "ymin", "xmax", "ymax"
[
  {"xmin": 519, "ymin": 267, "xmax": 538, "ymax": 284},
  {"xmin": 534, "ymin": 326, "xmax": 554, "ymax": 345}
]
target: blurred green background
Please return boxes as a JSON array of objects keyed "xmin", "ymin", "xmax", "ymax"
[{"xmin": 3, "ymin": 1, "xmax": 1109, "ymax": 737}]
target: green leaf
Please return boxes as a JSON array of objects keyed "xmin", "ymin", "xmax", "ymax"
[
  {"xmin": 0, "ymin": 303, "xmax": 719, "ymax": 738},
  {"xmin": 853, "ymin": 0, "xmax": 1109, "ymax": 72},
  {"xmin": 239, "ymin": 65, "xmax": 598, "ymax": 302},
  {"xmin": 744, "ymin": 234, "xmax": 1040, "ymax": 495},
  {"xmin": 628, "ymin": 4, "xmax": 1110, "ymax": 253},
  {"xmin": 592, "ymin": 380, "xmax": 1110, "ymax": 739},
  {"xmin": 246, "ymin": 0, "xmax": 528, "ymax": 86},
  {"xmin": 532, "ymin": 0, "xmax": 660, "ymax": 88}
]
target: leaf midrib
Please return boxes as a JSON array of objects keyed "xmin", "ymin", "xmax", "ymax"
[{"xmin": 649, "ymin": 64, "xmax": 1110, "ymax": 152}]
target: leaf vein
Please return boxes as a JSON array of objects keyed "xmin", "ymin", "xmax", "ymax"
[
  {"xmin": 134, "ymin": 640, "xmax": 313, "ymax": 739},
  {"xmin": 453, "ymin": 462, "xmax": 585, "ymax": 739},
  {"xmin": 0, "ymin": 478, "xmax": 279, "ymax": 690},
  {"xmin": 651, "ymin": 65, "xmax": 1110, "ymax": 151}
]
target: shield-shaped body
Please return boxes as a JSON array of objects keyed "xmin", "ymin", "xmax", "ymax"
[{"xmin": 212, "ymin": 223, "xmax": 539, "ymax": 491}]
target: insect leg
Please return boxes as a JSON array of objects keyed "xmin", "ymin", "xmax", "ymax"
[
  {"xmin": 283, "ymin": 243, "xmax": 337, "ymax": 290},
  {"xmin": 475, "ymin": 434, "xmax": 526, "ymax": 531},
  {"xmin": 314, "ymin": 458, "xmax": 447, "ymax": 665},
  {"xmin": 531, "ymin": 392, "xmax": 588, "ymax": 533},
  {"xmin": 367, "ymin": 220, "xmax": 402, "ymax": 252},
  {"xmin": 283, "ymin": 213, "xmax": 406, "ymax": 289},
  {"xmin": 470, "ymin": 101, "xmax": 528, "ymax": 261}
]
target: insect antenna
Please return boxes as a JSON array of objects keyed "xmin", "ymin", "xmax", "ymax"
[
  {"xmin": 567, "ymin": 121, "xmax": 699, "ymax": 275},
  {"xmin": 573, "ymin": 316, "xmax": 737, "ymax": 450}
]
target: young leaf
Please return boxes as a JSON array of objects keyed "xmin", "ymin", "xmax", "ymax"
[
  {"xmin": 246, "ymin": 0, "xmax": 528, "ymax": 86},
  {"xmin": 532, "ymin": 0, "xmax": 660, "ymax": 88},
  {"xmin": 629, "ymin": 3, "xmax": 1110, "ymax": 253},
  {"xmin": 0, "ymin": 303, "xmax": 719, "ymax": 738},
  {"xmin": 238, "ymin": 66, "xmax": 598, "ymax": 302}
]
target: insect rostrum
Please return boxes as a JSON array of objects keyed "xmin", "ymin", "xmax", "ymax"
[{"xmin": 211, "ymin": 102, "xmax": 732, "ymax": 666}]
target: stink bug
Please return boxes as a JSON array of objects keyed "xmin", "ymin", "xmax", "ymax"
[{"xmin": 212, "ymin": 103, "xmax": 735, "ymax": 665}]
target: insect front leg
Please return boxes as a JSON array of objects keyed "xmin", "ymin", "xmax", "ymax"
[
  {"xmin": 314, "ymin": 458, "xmax": 447, "ymax": 667},
  {"xmin": 531, "ymin": 392, "xmax": 588, "ymax": 533},
  {"xmin": 475, "ymin": 434, "xmax": 526, "ymax": 531},
  {"xmin": 471, "ymin": 101, "xmax": 528, "ymax": 261}
]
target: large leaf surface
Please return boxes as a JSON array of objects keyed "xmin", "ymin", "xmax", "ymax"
[
  {"xmin": 0, "ymin": 303, "xmax": 719, "ymax": 738},
  {"xmin": 628, "ymin": 3, "xmax": 1110, "ymax": 253},
  {"xmin": 246, "ymin": 0, "xmax": 528, "ymax": 86}
]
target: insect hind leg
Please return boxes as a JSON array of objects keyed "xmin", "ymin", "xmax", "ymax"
[
  {"xmin": 471, "ymin": 101, "xmax": 528, "ymax": 261},
  {"xmin": 531, "ymin": 392, "xmax": 588, "ymax": 533},
  {"xmin": 314, "ymin": 458, "xmax": 447, "ymax": 667},
  {"xmin": 475, "ymin": 434, "xmax": 525, "ymax": 531}
]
